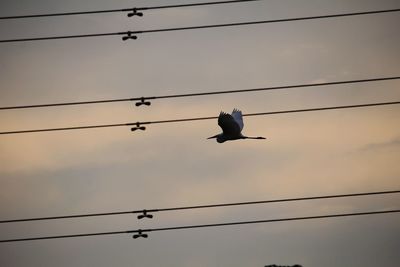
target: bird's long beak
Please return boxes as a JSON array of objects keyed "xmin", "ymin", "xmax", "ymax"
[{"xmin": 207, "ymin": 135, "xmax": 218, "ymax": 139}]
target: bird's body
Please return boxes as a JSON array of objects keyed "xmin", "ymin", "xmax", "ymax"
[{"xmin": 208, "ymin": 109, "xmax": 266, "ymax": 143}]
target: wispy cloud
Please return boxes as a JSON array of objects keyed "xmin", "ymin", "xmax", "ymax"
[{"xmin": 359, "ymin": 136, "xmax": 400, "ymax": 152}]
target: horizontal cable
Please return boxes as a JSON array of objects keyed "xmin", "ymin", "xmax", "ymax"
[
  {"xmin": 0, "ymin": 189, "xmax": 398, "ymax": 224},
  {"xmin": 148, "ymin": 210, "xmax": 400, "ymax": 232},
  {"xmin": 1, "ymin": 76, "xmax": 398, "ymax": 110},
  {"xmin": 0, "ymin": 0, "xmax": 264, "ymax": 20},
  {"xmin": 0, "ymin": 32, "xmax": 121, "ymax": 43},
  {"xmin": 0, "ymin": 123, "xmax": 132, "ymax": 135},
  {"xmin": 0, "ymin": 100, "xmax": 399, "ymax": 135},
  {"xmin": 0, "ymin": 98, "xmax": 133, "ymax": 110},
  {"xmin": 1, "ymin": 8, "xmax": 399, "ymax": 43},
  {"xmin": 0, "ymin": 209, "xmax": 398, "ymax": 243}
]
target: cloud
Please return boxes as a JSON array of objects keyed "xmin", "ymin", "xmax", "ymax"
[
  {"xmin": 359, "ymin": 136, "xmax": 400, "ymax": 152},
  {"xmin": 1, "ymin": 1, "xmax": 400, "ymax": 266}
]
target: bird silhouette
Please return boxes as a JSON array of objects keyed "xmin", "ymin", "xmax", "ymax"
[{"xmin": 208, "ymin": 109, "xmax": 266, "ymax": 143}]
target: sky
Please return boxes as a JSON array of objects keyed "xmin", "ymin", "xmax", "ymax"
[{"xmin": 0, "ymin": 0, "xmax": 400, "ymax": 266}]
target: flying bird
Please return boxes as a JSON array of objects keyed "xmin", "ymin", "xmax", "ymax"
[{"xmin": 208, "ymin": 109, "xmax": 266, "ymax": 143}]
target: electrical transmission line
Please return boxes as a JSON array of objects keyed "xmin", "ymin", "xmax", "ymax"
[
  {"xmin": 1, "ymin": 76, "xmax": 398, "ymax": 111},
  {"xmin": 1, "ymin": 8, "xmax": 399, "ymax": 43},
  {"xmin": 0, "ymin": 101, "xmax": 399, "ymax": 135},
  {"xmin": 0, "ymin": 0, "xmax": 265, "ymax": 20},
  {"xmin": 1, "ymin": 189, "xmax": 398, "ymax": 224},
  {"xmin": 0, "ymin": 209, "xmax": 399, "ymax": 243}
]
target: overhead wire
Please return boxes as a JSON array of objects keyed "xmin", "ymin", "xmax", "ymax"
[
  {"xmin": 0, "ymin": 0, "xmax": 398, "ymax": 247},
  {"xmin": 0, "ymin": 0, "xmax": 265, "ymax": 20},
  {"xmin": 1, "ymin": 8, "xmax": 399, "ymax": 43},
  {"xmin": 0, "ymin": 209, "xmax": 399, "ymax": 243},
  {"xmin": 0, "ymin": 101, "xmax": 399, "ymax": 135},
  {"xmin": 1, "ymin": 189, "xmax": 398, "ymax": 224},
  {"xmin": 0, "ymin": 76, "xmax": 398, "ymax": 110}
]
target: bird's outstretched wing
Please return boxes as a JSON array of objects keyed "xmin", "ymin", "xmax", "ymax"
[
  {"xmin": 231, "ymin": 108, "xmax": 244, "ymax": 131},
  {"xmin": 218, "ymin": 111, "xmax": 241, "ymax": 136}
]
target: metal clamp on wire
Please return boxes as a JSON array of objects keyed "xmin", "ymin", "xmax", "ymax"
[
  {"xmin": 135, "ymin": 97, "xmax": 151, "ymax": 107},
  {"xmin": 127, "ymin": 8, "xmax": 143, "ymax": 17},
  {"xmin": 122, "ymin": 31, "xmax": 138, "ymax": 41},
  {"xmin": 133, "ymin": 229, "xmax": 148, "ymax": 239},
  {"xmin": 131, "ymin": 122, "xmax": 146, "ymax": 131},
  {"xmin": 137, "ymin": 210, "xmax": 153, "ymax": 220}
]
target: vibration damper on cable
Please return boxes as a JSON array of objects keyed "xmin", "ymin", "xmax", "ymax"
[
  {"xmin": 127, "ymin": 8, "xmax": 143, "ymax": 17},
  {"xmin": 133, "ymin": 229, "xmax": 148, "ymax": 239},
  {"xmin": 135, "ymin": 97, "xmax": 151, "ymax": 107},
  {"xmin": 122, "ymin": 31, "xmax": 138, "ymax": 41},
  {"xmin": 131, "ymin": 122, "xmax": 146, "ymax": 131},
  {"xmin": 137, "ymin": 210, "xmax": 154, "ymax": 219}
]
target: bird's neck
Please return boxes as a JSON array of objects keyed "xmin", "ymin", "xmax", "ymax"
[{"xmin": 243, "ymin": 136, "xmax": 266, "ymax": 140}]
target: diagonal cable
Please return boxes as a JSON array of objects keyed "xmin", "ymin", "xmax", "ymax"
[
  {"xmin": 1, "ymin": 189, "xmax": 398, "ymax": 224},
  {"xmin": 0, "ymin": 0, "xmax": 264, "ymax": 20},
  {"xmin": 1, "ymin": 101, "xmax": 398, "ymax": 135},
  {"xmin": 1, "ymin": 8, "xmax": 399, "ymax": 43},
  {"xmin": 0, "ymin": 76, "xmax": 398, "ymax": 110},
  {"xmin": 0, "ymin": 209, "xmax": 399, "ymax": 243}
]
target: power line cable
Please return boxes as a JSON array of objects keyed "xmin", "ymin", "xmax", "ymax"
[
  {"xmin": 1, "ymin": 8, "xmax": 399, "ymax": 43},
  {"xmin": 0, "ymin": 0, "xmax": 264, "ymax": 20},
  {"xmin": 0, "ymin": 101, "xmax": 399, "ymax": 135},
  {"xmin": 1, "ymin": 76, "xmax": 398, "ymax": 110},
  {"xmin": 1, "ymin": 189, "xmax": 398, "ymax": 224},
  {"xmin": 0, "ymin": 209, "xmax": 398, "ymax": 243}
]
